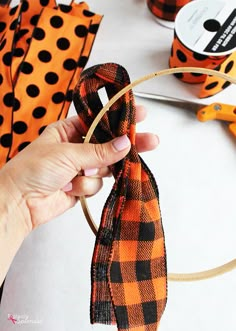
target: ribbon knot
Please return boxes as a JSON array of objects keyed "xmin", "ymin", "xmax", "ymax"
[{"xmin": 74, "ymin": 63, "xmax": 167, "ymax": 331}]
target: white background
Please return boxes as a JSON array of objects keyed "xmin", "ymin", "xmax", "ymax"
[{"xmin": 0, "ymin": 0, "xmax": 236, "ymax": 330}]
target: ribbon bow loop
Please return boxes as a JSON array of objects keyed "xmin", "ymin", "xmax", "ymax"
[{"xmin": 74, "ymin": 63, "xmax": 136, "ymax": 146}]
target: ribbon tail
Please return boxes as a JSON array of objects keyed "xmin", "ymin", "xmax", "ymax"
[{"xmin": 108, "ymin": 160, "xmax": 167, "ymax": 331}]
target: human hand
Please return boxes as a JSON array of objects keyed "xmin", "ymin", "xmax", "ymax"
[{"xmin": 0, "ymin": 105, "xmax": 159, "ymax": 233}]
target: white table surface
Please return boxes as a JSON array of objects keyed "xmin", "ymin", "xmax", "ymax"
[{"xmin": 0, "ymin": 0, "xmax": 235, "ymax": 330}]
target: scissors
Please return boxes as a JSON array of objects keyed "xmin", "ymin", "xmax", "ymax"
[{"xmin": 133, "ymin": 91, "xmax": 236, "ymax": 138}]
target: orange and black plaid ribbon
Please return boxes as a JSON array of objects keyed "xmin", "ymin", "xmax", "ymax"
[
  {"xmin": 147, "ymin": 0, "xmax": 191, "ymax": 21},
  {"xmin": 74, "ymin": 63, "xmax": 167, "ymax": 331}
]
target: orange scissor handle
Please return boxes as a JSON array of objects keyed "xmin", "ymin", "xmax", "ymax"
[
  {"xmin": 229, "ymin": 122, "xmax": 236, "ymax": 137},
  {"xmin": 197, "ymin": 103, "xmax": 236, "ymax": 123}
]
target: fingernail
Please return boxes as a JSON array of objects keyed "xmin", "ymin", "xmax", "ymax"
[
  {"xmin": 112, "ymin": 135, "xmax": 130, "ymax": 151},
  {"xmin": 62, "ymin": 182, "xmax": 72, "ymax": 192},
  {"xmin": 84, "ymin": 168, "xmax": 98, "ymax": 176},
  {"xmin": 155, "ymin": 135, "xmax": 159, "ymax": 145}
]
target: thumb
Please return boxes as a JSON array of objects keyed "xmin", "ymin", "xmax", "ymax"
[{"xmin": 66, "ymin": 135, "xmax": 131, "ymax": 171}]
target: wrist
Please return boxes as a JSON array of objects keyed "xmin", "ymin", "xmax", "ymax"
[
  {"xmin": 0, "ymin": 168, "xmax": 32, "ymax": 238},
  {"xmin": 0, "ymin": 168, "xmax": 31, "ymax": 285}
]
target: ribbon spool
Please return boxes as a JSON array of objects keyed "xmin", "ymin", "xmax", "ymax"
[
  {"xmin": 147, "ymin": 0, "xmax": 191, "ymax": 22},
  {"xmin": 169, "ymin": 0, "xmax": 236, "ymax": 98},
  {"xmin": 80, "ymin": 66, "xmax": 236, "ymax": 282}
]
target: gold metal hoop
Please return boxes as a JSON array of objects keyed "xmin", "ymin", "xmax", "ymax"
[{"xmin": 81, "ymin": 66, "xmax": 236, "ymax": 281}]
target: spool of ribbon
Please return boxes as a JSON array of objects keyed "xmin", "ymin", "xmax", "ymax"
[
  {"xmin": 0, "ymin": 0, "xmax": 102, "ymax": 168},
  {"xmin": 147, "ymin": 0, "xmax": 192, "ymax": 21},
  {"xmin": 169, "ymin": 32, "xmax": 236, "ymax": 98},
  {"xmin": 169, "ymin": 0, "xmax": 236, "ymax": 98}
]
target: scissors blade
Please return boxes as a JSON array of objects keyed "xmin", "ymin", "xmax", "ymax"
[
  {"xmin": 134, "ymin": 92, "xmax": 236, "ymax": 138},
  {"xmin": 133, "ymin": 91, "xmax": 207, "ymax": 114}
]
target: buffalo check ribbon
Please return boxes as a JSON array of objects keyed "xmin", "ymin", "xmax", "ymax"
[{"xmin": 73, "ymin": 63, "xmax": 167, "ymax": 331}]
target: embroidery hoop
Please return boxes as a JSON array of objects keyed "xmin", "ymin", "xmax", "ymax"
[{"xmin": 80, "ymin": 66, "xmax": 236, "ymax": 282}]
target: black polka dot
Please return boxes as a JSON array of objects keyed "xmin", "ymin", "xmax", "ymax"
[
  {"xmin": 222, "ymin": 81, "xmax": 231, "ymax": 89},
  {"xmin": 32, "ymin": 106, "xmax": 46, "ymax": 119},
  {"xmin": 3, "ymin": 93, "xmax": 14, "ymax": 107},
  {"xmin": 205, "ymin": 81, "xmax": 218, "ymax": 90},
  {"xmin": 77, "ymin": 56, "xmax": 88, "ymax": 68},
  {"xmin": 0, "ymin": 115, "xmax": 3, "ymax": 126},
  {"xmin": 57, "ymin": 37, "xmax": 70, "ymax": 50},
  {"xmin": 63, "ymin": 58, "xmax": 76, "ymax": 71},
  {"xmin": 26, "ymin": 37, "xmax": 31, "ymax": 44},
  {"xmin": 9, "ymin": 6, "xmax": 18, "ymax": 16},
  {"xmin": 13, "ymin": 121, "xmax": 28, "ymax": 134},
  {"xmin": 66, "ymin": 89, "xmax": 73, "ymax": 102},
  {"xmin": 21, "ymin": 61, "xmax": 33, "ymax": 74},
  {"xmin": 83, "ymin": 9, "xmax": 95, "ymax": 17},
  {"xmin": 39, "ymin": 126, "xmax": 46, "ymax": 135},
  {"xmin": 89, "ymin": 24, "xmax": 99, "ymax": 34},
  {"xmin": 13, "ymin": 98, "xmax": 21, "ymax": 111},
  {"xmin": 52, "ymin": 92, "xmax": 65, "ymax": 104},
  {"xmin": 38, "ymin": 50, "xmax": 52, "ymax": 62},
  {"xmin": 10, "ymin": 19, "xmax": 18, "ymax": 31},
  {"xmin": 176, "ymin": 49, "xmax": 187, "ymax": 63},
  {"xmin": 224, "ymin": 61, "xmax": 234, "ymax": 74},
  {"xmin": 34, "ymin": 27, "xmax": 45, "ymax": 40},
  {"xmin": 174, "ymin": 72, "xmax": 184, "ymax": 79},
  {"xmin": 21, "ymin": 1, "xmax": 29, "ymax": 12},
  {"xmin": 45, "ymin": 72, "xmax": 59, "ymax": 85},
  {"xmin": 193, "ymin": 52, "xmax": 208, "ymax": 61},
  {"xmin": 75, "ymin": 25, "xmax": 88, "ymax": 38},
  {"xmin": 26, "ymin": 84, "xmax": 40, "ymax": 97},
  {"xmin": 0, "ymin": 22, "xmax": 6, "ymax": 33},
  {"xmin": 0, "ymin": 74, "xmax": 3, "ymax": 85},
  {"xmin": 18, "ymin": 141, "xmax": 30, "ymax": 152},
  {"xmin": 13, "ymin": 48, "xmax": 24, "ymax": 57},
  {"xmin": 50, "ymin": 16, "xmax": 63, "ymax": 28},
  {"xmin": 0, "ymin": 39, "xmax": 6, "ymax": 51},
  {"xmin": 0, "ymin": 133, "xmax": 12, "ymax": 148},
  {"xmin": 59, "ymin": 4, "xmax": 72, "ymax": 13},
  {"xmin": 3, "ymin": 52, "xmax": 12, "ymax": 66},
  {"xmin": 40, "ymin": 0, "xmax": 50, "ymax": 6},
  {"xmin": 30, "ymin": 14, "xmax": 39, "ymax": 26}
]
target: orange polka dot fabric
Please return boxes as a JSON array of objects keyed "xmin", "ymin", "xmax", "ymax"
[
  {"xmin": 169, "ymin": 33, "xmax": 236, "ymax": 98},
  {"xmin": 0, "ymin": 0, "xmax": 102, "ymax": 168}
]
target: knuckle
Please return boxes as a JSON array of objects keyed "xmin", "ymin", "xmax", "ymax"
[
  {"xmin": 78, "ymin": 176, "xmax": 103, "ymax": 196},
  {"xmin": 93, "ymin": 143, "xmax": 108, "ymax": 165},
  {"xmin": 43, "ymin": 120, "xmax": 69, "ymax": 142}
]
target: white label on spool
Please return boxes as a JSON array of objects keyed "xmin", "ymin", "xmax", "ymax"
[{"xmin": 175, "ymin": 0, "xmax": 236, "ymax": 56}]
